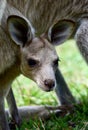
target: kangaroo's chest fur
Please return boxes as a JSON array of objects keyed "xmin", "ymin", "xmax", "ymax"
[
  {"xmin": 6, "ymin": 0, "xmax": 88, "ymax": 35},
  {"xmin": 24, "ymin": 0, "xmax": 88, "ymax": 35}
]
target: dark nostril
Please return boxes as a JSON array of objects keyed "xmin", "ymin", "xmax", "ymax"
[{"xmin": 44, "ymin": 79, "xmax": 55, "ymax": 88}]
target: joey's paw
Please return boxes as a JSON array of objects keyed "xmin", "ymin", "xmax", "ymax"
[
  {"xmin": 45, "ymin": 105, "xmax": 74, "ymax": 118},
  {"xmin": 55, "ymin": 105, "xmax": 74, "ymax": 116}
]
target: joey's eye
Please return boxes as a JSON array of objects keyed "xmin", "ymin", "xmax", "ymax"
[
  {"xmin": 53, "ymin": 58, "xmax": 59, "ymax": 67},
  {"xmin": 28, "ymin": 58, "xmax": 38, "ymax": 67}
]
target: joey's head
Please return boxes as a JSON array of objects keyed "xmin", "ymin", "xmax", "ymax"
[
  {"xmin": 21, "ymin": 37, "xmax": 59, "ymax": 91},
  {"xmin": 7, "ymin": 15, "xmax": 58, "ymax": 91},
  {"xmin": 7, "ymin": 15, "xmax": 75, "ymax": 92}
]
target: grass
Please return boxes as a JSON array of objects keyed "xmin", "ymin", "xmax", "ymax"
[{"xmin": 11, "ymin": 40, "xmax": 88, "ymax": 130}]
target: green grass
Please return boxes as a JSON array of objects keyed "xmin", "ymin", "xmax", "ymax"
[{"xmin": 11, "ymin": 40, "xmax": 88, "ymax": 130}]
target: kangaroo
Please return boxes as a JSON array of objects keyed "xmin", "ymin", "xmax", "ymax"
[
  {"xmin": 6, "ymin": 0, "xmax": 88, "ymax": 102},
  {"xmin": 0, "ymin": 0, "xmax": 76, "ymax": 129},
  {"xmin": 2, "ymin": 0, "xmax": 88, "ymax": 129},
  {"xmin": 6, "ymin": 0, "xmax": 88, "ymax": 128}
]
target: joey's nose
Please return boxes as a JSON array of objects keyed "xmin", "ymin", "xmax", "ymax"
[{"xmin": 44, "ymin": 79, "xmax": 55, "ymax": 90}]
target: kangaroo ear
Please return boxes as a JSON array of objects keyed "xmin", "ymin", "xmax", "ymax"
[
  {"xmin": 7, "ymin": 15, "xmax": 34, "ymax": 46},
  {"xmin": 48, "ymin": 20, "xmax": 75, "ymax": 45}
]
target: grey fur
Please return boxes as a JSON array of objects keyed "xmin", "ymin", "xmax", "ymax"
[{"xmin": 1, "ymin": 0, "xmax": 88, "ymax": 129}]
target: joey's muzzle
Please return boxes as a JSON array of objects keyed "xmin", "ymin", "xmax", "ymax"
[
  {"xmin": 44, "ymin": 79, "xmax": 56, "ymax": 92},
  {"xmin": 44, "ymin": 79, "xmax": 55, "ymax": 91}
]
